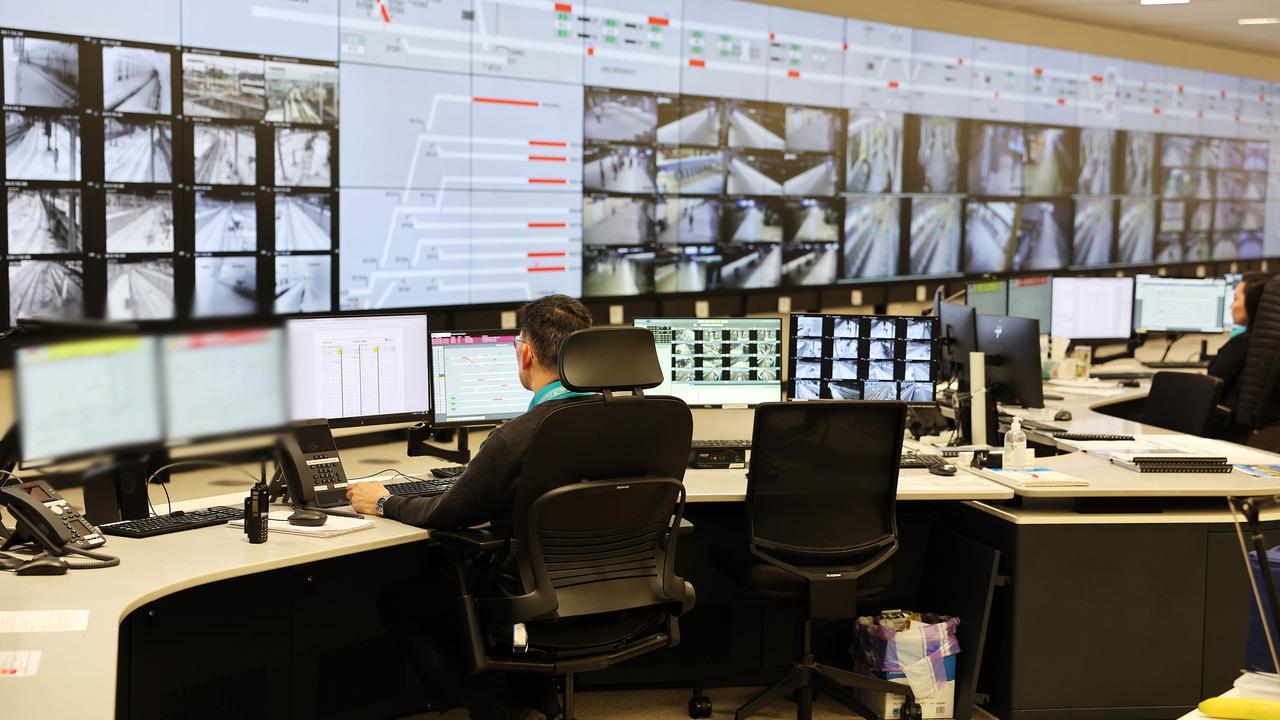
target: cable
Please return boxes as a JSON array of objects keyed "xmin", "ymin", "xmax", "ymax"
[
  {"xmin": 0, "ymin": 468, "xmax": 24, "ymax": 488},
  {"xmin": 61, "ymin": 545, "xmax": 121, "ymax": 570},
  {"xmin": 351, "ymin": 468, "xmax": 421, "ymax": 483},
  {"xmin": 143, "ymin": 460, "xmax": 261, "ymax": 517}
]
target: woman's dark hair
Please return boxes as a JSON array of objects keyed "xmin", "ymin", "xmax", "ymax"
[{"xmin": 1241, "ymin": 272, "xmax": 1271, "ymax": 328}]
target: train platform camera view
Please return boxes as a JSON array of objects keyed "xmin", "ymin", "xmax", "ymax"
[
  {"xmin": 0, "ymin": 2, "xmax": 1276, "ymax": 325},
  {"xmin": 633, "ymin": 317, "xmax": 782, "ymax": 406},
  {"xmin": 789, "ymin": 313, "xmax": 939, "ymax": 403}
]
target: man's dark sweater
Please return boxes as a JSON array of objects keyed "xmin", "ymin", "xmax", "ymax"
[{"xmin": 381, "ymin": 397, "xmax": 577, "ymax": 530}]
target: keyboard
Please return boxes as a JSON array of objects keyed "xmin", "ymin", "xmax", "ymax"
[
  {"xmin": 1054, "ymin": 432, "xmax": 1136, "ymax": 442},
  {"xmin": 100, "ymin": 506, "xmax": 244, "ymax": 539},
  {"xmin": 1144, "ymin": 360, "xmax": 1208, "ymax": 369},
  {"xmin": 384, "ymin": 478, "xmax": 455, "ymax": 497},
  {"xmin": 691, "ymin": 439, "xmax": 751, "ymax": 449},
  {"xmin": 1090, "ymin": 371, "xmax": 1154, "ymax": 380},
  {"xmin": 431, "ymin": 465, "xmax": 467, "ymax": 479},
  {"xmin": 1019, "ymin": 420, "xmax": 1069, "ymax": 434},
  {"xmin": 899, "ymin": 451, "xmax": 946, "ymax": 469}
]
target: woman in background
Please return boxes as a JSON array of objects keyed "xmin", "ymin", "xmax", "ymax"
[{"xmin": 1209, "ymin": 272, "xmax": 1271, "ymax": 411}]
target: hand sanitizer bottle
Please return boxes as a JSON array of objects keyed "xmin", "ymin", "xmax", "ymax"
[{"xmin": 1004, "ymin": 417, "xmax": 1028, "ymax": 469}]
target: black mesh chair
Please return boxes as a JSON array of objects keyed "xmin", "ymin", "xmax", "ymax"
[
  {"xmin": 691, "ymin": 400, "xmax": 921, "ymax": 720},
  {"xmin": 432, "ymin": 327, "xmax": 696, "ymax": 720},
  {"xmin": 1141, "ymin": 371, "xmax": 1224, "ymax": 436}
]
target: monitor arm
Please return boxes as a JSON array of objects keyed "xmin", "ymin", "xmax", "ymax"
[
  {"xmin": 406, "ymin": 423, "xmax": 473, "ymax": 465},
  {"xmin": 1079, "ymin": 335, "xmax": 1142, "ymax": 366}
]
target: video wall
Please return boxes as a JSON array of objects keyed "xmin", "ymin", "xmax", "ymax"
[{"xmin": 1, "ymin": 0, "xmax": 1278, "ymax": 325}]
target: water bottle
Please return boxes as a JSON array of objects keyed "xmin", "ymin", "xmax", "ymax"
[{"xmin": 1004, "ymin": 417, "xmax": 1027, "ymax": 469}]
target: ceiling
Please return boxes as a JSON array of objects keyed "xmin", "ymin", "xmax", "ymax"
[{"xmin": 957, "ymin": 0, "xmax": 1280, "ymax": 57}]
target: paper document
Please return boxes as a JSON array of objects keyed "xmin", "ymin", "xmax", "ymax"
[
  {"xmin": 0, "ymin": 610, "xmax": 90, "ymax": 633},
  {"xmin": 228, "ymin": 510, "xmax": 374, "ymax": 538},
  {"xmin": 973, "ymin": 467, "xmax": 1089, "ymax": 488},
  {"xmin": 0, "ymin": 650, "xmax": 41, "ymax": 677}
]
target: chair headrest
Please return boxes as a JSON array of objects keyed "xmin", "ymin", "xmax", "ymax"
[{"xmin": 558, "ymin": 327, "xmax": 663, "ymax": 393}]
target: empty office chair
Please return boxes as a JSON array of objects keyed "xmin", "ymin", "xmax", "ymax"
[
  {"xmin": 1236, "ymin": 275, "xmax": 1280, "ymax": 450},
  {"xmin": 432, "ymin": 326, "xmax": 695, "ymax": 720},
  {"xmin": 691, "ymin": 401, "xmax": 920, "ymax": 720},
  {"xmin": 1141, "ymin": 371, "xmax": 1224, "ymax": 436}
]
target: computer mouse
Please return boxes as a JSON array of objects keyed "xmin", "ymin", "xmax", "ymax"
[
  {"xmin": 288, "ymin": 509, "xmax": 328, "ymax": 527},
  {"xmin": 928, "ymin": 462, "xmax": 958, "ymax": 477},
  {"xmin": 15, "ymin": 556, "xmax": 69, "ymax": 576},
  {"xmin": 1054, "ymin": 409, "xmax": 1073, "ymax": 421}
]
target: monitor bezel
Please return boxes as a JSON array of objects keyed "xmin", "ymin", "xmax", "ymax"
[
  {"xmin": 284, "ymin": 312, "xmax": 434, "ymax": 430},
  {"xmin": 632, "ymin": 316, "xmax": 785, "ymax": 409},
  {"xmin": 786, "ymin": 312, "xmax": 942, "ymax": 406}
]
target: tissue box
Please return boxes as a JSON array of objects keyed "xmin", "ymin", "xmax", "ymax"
[{"xmin": 860, "ymin": 655, "xmax": 956, "ymax": 719}]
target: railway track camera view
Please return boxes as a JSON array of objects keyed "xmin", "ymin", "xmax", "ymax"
[
  {"xmin": 274, "ymin": 193, "xmax": 331, "ymax": 251},
  {"xmin": 7, "ymin": 187, "xmax": 81, "ymax": 254},
  {"xmin": 3, "ymin": 36, "xmax": 78, "ymax": 108},
  {"xmin": 9, "ymin": 259, "xmax": 82, "ymax": 325},
  {"xmin": 265, "ymin": 61, "xmax": 336, "ymax": 124},
  {"xmin": 5, "ymin": 110, "xmax": 80, "ymax": 181},
  {"xmin": 105, "ymin": 190, "xmax": 174, "ymax": 253},
  {"xmin": 102, "ymin": 45, "xmax": 171, "ymax": 114},
  {"xmin": 106, "ymin": 258, "xmax": 174, "ymax": 320},
  {"xmin": 193, "ymin": 123, "xmax": 256, "ymax": 185},
  {"xmin": 103, "ymin": 117, "xmax": 172, "ymax": 183}
]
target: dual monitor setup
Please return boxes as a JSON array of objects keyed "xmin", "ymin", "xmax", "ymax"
[{"xmin": 965, "ymin": 272, "xmax": 1242, "ymax": 341}]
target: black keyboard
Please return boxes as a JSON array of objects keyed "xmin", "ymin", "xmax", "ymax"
[
  {"xmin": 100, "ymin": 506, "xmax": 243, "ymax": 539},
  {"xmin": 1090, "ymin": 371, "xmax": 1154, "ymax": 380},
  {"xmin": 431, "ymin": 465, "xmax": 467, "ymax": 479},
  {"xmin": 1019, "ymin": 420, "xmax": 1069, "ymax": 434},
  {"xmin": 899, "ymin": 451, "xmax": 946, "ymax": 469},
  {"xmin": 385, "ymin": 478, "xmax": 455, "ymax": 497},
  {"xmin": 691, "ymin": 439, "xmax": 752, "ymax": 449},
  {"xmin": 1054, "ymin": 432, "xmax": 1136, "ymax": 442},
  {"xmin": 1144, "ymin": 360, "xmax": 1208, "ymax": 369}
]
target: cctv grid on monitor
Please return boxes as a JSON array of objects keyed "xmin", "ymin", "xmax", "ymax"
[
  {"xmin": 634, "ymin": 317, "xmax": 782, "ymax": 406},
  {"xmin": 789, "ymin": 313, "xmax": 939, "ymax": 403},
  {"xmin": 1, "ymin": 1, "xmax": 1277, "ymax": 328}
]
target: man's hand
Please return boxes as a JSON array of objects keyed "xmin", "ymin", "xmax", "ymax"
[{"xmin": 347, "ymin": 481, "xmax": 390, "ymax": 514}]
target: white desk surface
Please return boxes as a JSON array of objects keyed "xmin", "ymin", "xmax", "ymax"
[{"xmin": 0, "ymin": 491, "xmax": 431, "ymax": 720}]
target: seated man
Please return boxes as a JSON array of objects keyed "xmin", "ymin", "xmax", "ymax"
[{"xmin": 347, "ymin": 294, "xmax": 593, "ymax": 720}]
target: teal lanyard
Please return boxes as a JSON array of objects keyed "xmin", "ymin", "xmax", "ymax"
[{"xmin": 528, "ymin": 380, "xmax": 593, "ymax": 411}]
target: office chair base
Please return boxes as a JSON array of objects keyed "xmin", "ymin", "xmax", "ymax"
[{"xmin": 721, "ymin": 661, "xmax": 920, "ymax": 720}]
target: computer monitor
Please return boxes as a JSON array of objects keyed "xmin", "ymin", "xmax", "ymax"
[
  {"xmin": 431, "ymin": 330, "xmax": 533, "ymax": 426},
  {"xmin": 937, "ymin": 301, "xmax": 978, "ymax": 383},
  {"xmin": 789, "ymin": 313, "xmax": 939, "ymax": 404},
  {"xmin": 286, "ymin": 314, "xmax": 432, "ymax": 427},
  {"xmin": 1223, "ymin": 273, "xmax": 1243, "ymax": 331},
  {"xmin": 160, "ymin": 328, "xmax": 288, "ymax": 444},
  {"xmin": 1008, "ymin": 276, "xmax": 1052, "ymax": 335},
  {"xmin": 966, "ymin": 280, "xmax": 1008, "ymax": 317},
  {"xmin": 1050, "ymin": 276, "xmax": 1135, "ymax": 341},
  {"xmin": 976, "ymin": 314, "xmax": 1045, "ymax": 408},
  {"xmin": 15, "ymin": 336, "xmax": 164, "ymax": 465},
  {"xmin": 633, "ymin": 317, "xmax": 782, "ymax": 407},
  {"xmin": 1132, "ymin": 275, "xmax": 1228, "ymax": 334}
]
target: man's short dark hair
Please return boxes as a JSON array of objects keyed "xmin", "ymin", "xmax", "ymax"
[{"xmin": 517, "ymin": 294, "xmax": 593, "ymax": 370}]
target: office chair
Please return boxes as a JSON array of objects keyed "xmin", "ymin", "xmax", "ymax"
[
  {"xmin": 690, "ymin": 401, "xmax": 922, "ymax": 720},
  {"xmin": 1237, "ymin": 275, "xmax": 1280, "ymax": 451},
  {"xmin": 1140, "ymin": 371, "xmax": 1224, "ymax": 436},
  {"xmin": 431, "ymin": 326, "xmax": 696, "ymax": 720}
]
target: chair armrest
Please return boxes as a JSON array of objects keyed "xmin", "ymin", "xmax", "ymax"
[
  {"xmin": 661, "ymin": 517, "xmax": 694, "ymax": 550},
  {"xmin": 432, "ymin": 528, "xmax": 507, "ymax": 553}
]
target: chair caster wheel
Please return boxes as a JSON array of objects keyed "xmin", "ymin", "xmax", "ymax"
[
  {"xmin": 688, "ymin": 694, "xmax": 712, "ymax": 718},
  {"xmin": 901, "ymin": 701, "xmax": 923, "ymax": 720}
]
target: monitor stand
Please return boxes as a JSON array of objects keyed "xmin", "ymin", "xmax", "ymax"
[
  {"xmin": 405, "ymin": 423, "xmax": 472, "ymax": 465},
  {"xmin": 82, "ymin": 449, "xmax": 170, "ymax": 524}
]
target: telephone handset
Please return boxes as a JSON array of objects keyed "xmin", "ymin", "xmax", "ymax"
[
  {"xmin": 0, "ymin": 479, "xmax": 106, "ymax": 554},
  {"xmin": 273, "ymin": 420, "xmax": 350, "ymax": 509}
]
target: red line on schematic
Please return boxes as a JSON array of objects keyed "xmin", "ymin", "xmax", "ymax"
[
  {"xmin": 474, "ymin": 96, "xmax": 541, "ymax": 107},
  {"xmin": 375, "ymin": 0, "xmax": 391, "ymax": 23},
  {"xmin": 529, "ymin": 155, "xmax": 567, "ymax": 162},
  {"xmin": 529, "ymin": 140, "xmax": 568, "ymax": 147},
  {"xmin": 528, "ymin": 252, "xmax": 568, "ymax": 257},
  {"xmin": 528, "ymin": 266, "xmax": 567, "ymax": 272}
]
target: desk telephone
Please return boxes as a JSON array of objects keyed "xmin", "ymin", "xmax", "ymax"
[
  {"xmin": 273, "ymin": 419, "xmax": 350, "ymax": 509},
  {"xmin": 1, "ymin": 479, "xmax": 106, "ymax": 554}
]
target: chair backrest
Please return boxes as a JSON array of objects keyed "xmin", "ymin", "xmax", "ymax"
[
  {"xmin": 1142, "ymin": 371, "xmax": 1223, "ymax": 436},
  {"xmin": 746, "ymin": 401, "xmax": 906, "ymax": 565},
  {"xmin": 497, "ymin": 327, "xmax": 694, "ymax": 623},
  {"xmin": 1237, "ymin": 275, "xmax": 1280, "ymax": 431}
]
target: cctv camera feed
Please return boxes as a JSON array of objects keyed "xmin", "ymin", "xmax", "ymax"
[
  {"xmin": 1, "ymin": 4, "xmax": 1278, "ymax": 322},
  {"xmin": 636, "ymin": 317, "xmax": 782, "ymax": 405},
  {"xmin": 790, "ymin": 313, "xmax": 938, "ymax": 402}
]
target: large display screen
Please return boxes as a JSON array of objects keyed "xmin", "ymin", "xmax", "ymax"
[{"xmin": 2, "ymin": 0, "xmax": 1278, "ymax": 324}]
